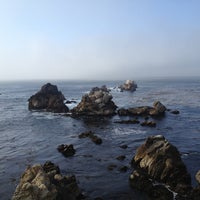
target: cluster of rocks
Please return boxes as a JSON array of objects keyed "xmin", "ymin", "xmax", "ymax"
[
  {"xmin": 71, "ymin": 86, "xmax": 117, "ymax": 116},
  {"xmin": 79, "ymin": 131, "xmax": 102, "ymax": 145},
  {"xmin": 12, "ymin": 161, "xmax": 84, "ymax": 200},
  {"xmin": 28, "ymin": 83, "xmax": 69, "ymax": 113},
  {"xmin": 130, "ymin": 135, "xmax": 200, "ymax": 199},
  {"xmin": 119, "ymin": 80, "xmax": 137, "ymax": 92},
  {"xmin": 118, "ymin": 101, "xmax": 166, "ymax": 117}
]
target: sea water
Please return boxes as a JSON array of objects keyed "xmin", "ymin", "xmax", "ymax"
[{"xmin": 0, "ymin": 78, "xmax": 200, "ymax": 199}]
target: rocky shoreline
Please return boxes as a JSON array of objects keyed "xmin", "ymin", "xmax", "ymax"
[{"xmin": 12, "ymin": 82, "xmax": 200, "ymax": 199}]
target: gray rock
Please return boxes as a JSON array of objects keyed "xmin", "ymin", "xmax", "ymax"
[
  {"xmin": 71, "ymin": 86, "xmax": 117, "ymax": 116},
  {"xmin": 119, "ymin": 80, "xmax": 137, "ymax": 92}
]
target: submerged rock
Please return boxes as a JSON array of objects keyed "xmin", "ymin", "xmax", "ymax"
[
  {"xmin": 57, "ymin": 144, "xmax": 76, "ymax": 157},
  {"xmin": 119, "ymin": 80, "xmax": 137, "ymax": 92},
  {"xmin": 28, "ymin": 83, "xmax": 69, "ymax": 113},
  {"xmin": 130, "ymin": 135, "xmax": 192, "ymax": 198},
  {"xmin": 12, "ymin": 161, "xmax": 84, "ymax": 200},
  {"xmin": 71, "ymin": 86, "xmax": 117, "ymax": 116},
  {"xmin": 140, "ymin": 120, "xmax": 156, "ymax": 127},
  {"xmin": 118, "ymin": 101, "xmax": 166, "ymax": 117},
  {"xmin": 79, "ymin": 131, "xmax": 102, "ymax": 145}
]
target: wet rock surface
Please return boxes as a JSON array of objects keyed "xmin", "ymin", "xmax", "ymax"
[
  {"xmin": 118, "ymin": 101, "xmax": 166, "ymax": 117},
  {"xmin": 119, "ymin": 80, "xmax": 137, "ymax": 92},
  {"xmin": 71, "ymin": 86, "xmax": 117, "ymax": 116},
  {"xmin": 57, "ymin": 144, "xmax": 76, "ymax": 157},
  {"xmin": 130, "ymin": 135, "xmax": 193, "ymax": 198},
  {"xmin": 12, "ymin": 161, "xmax": 84, "ymax": 200},
  {"xmin": 28, "ymin": 83, "xmax": 69, "ymax": 113}
]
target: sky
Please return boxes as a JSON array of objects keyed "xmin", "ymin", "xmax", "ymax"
[{"xmin": 0, "ymin": 0, "xmax": 200, "ymax": 80}]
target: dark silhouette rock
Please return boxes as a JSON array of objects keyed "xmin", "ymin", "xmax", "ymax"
[
  {"xmin": 114, "ymin": 119, "xmax": 140, "ymax": 124},
  {"xmin": 130, "ymin": 135, "xmax": 192, "ymax": 197},
  {"xmin": 12, "ymin": 161, "xmax": 84, "ymax": 200},
  {"xmin": 28, "ymin": 83, "xmax": 69, "ymax": 113},
  {"xmin": 57, "ymin": 144, "xmax": 76, "ymax": 157},
  {"xmin": 119, "ymin": 80, "xmax": 137, "ymax": 92},
  {"xmin": 116, "ymin": 155, "xmax": 126, "ymax": 161},
  {"xmin": 119, "ymin": 144, "xmax": 128, "ymax": 149},
  {"xmin": 119, "ymin": 166, "xmax": 128, "ymax": 172},
  {"xmin": 171, "ymin": 110, "xmax": 180, "ymax": 115},
  {"xmin": 79, "ymin": 131, "xmax": 102, "ymax": 145},
  {"xmin": 71, "ymin": 86, "xmax": 117, "ymax": 116}
]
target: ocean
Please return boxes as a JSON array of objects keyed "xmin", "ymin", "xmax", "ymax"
[{"xmin": 0, "ymin": 78, "xmax": 200, "ymax": 199}]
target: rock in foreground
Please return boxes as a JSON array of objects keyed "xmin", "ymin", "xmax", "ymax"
[
  {"xmin": 71, "ymin": 86, "xmax": 117, "ymax": 116},
  {"xmin": 130, "ymin": 135, "xmax": 192, "ymax": 198},
  {"xmin": 28, "ymin": 83, "xmax": 69, "ymax": 113},
  {"xmin": 12, "ymin": 161, "xmax": 84, "ymax": 200}
]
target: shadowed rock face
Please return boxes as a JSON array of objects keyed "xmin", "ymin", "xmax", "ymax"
[
  {"xmin": 28, "ymin": 83, "xmax": 69, "ymax": 113},
  {"xmin": 130, "ymin": 135, "xmax": 192, "ymax": 197},
  {"xmin": 71, "ymin": 86, "xmax": 117, "ymax": 116},
  {"xmin": 12, "ymin": 161, "xmax": 84, "ymax": 200}
]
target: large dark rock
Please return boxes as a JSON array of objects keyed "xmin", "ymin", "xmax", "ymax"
[
  {"xmin": 71, "ymin": 86, "xmax": 117, "ymax": 116},
  {"xmin": 119, "ymin": 80, "xmax": 137, "ymax": 92},
  {"xmin": 12, "ymin": 161, "xmax": 84, "ymax": 200},
  {"xmin": 118, "ymin": 101, "xmax": 166, "ymax": 117},
  {"xmin": 130, "ymin": 135, "xmax": 192, "ymax": 197},
  {"xmin": 57, "ymin": 144, "xmax": 76, "ymax": 157},
  {"xmin": 28, "ymin": 83, "xmax": 69, "ymax": 113}
]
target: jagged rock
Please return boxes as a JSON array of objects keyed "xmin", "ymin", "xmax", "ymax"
[
  {"xmin": 79, "ymin": 131, "xmax": 102, "ymax": 145},
  {"xmin": 119, "ymin": 80, "xmax": 137, "ymax": 92},
  {"xmin": 57, "ymin": 144, "xmax": 76, "ymax": 157},
  {"xmin": 12, "ymin": 161, "xmax": 84, "ymax": 200},
  {"xmin": 28, "ymin": 83, "xmax": 69, "ymax": 113},
  {"xmin": 118, "ymin": 101, "xmax": 166, "ymax": 117},
  {"xmin": 130, "ymin": 135, "xmax": 192, "ymax": 197},
  {"xmin": 71, "ymin": 86, "xmax": 117, "ymax": 116}
]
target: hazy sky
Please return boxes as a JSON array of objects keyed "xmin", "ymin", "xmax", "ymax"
[{"xmin": 0, "ymin": 0, "xmax": 200, "ymax": 80}]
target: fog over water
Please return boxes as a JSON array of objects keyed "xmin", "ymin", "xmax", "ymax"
[{"xmin": 0, "ymin": 0, "xmax": 200, "ymax": 80}]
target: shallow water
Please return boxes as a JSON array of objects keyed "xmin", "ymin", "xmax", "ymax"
[{"xmin": 0, "ymin": 78, "xmax": 200, "ymax": 199}]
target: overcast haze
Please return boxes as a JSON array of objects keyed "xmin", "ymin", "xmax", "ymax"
[{"xmin": 0, "ymin": 0, "xmax": 200, "ymax": 81}]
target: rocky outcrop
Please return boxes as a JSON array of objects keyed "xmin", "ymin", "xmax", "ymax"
[
  {"xmin": 12, "ymin": 161, "xmax": 84, "ymax": 200},
  {"xmin": 71, "ymin": 86, "xmax": 117, "ymax": 116},
  {"xmin": 119, "ymin": 80, "xmax": 137, "ymax": 92},
  {"xmin": 118, "ymin": 101, "xmax": 166, "ymax": 117},
  {"xmin": 28, "ymin": 83, "xmax": 69, "ymax": 113},
  {"xmin": 130, "ymin": 135, "xmax": 192, "ymax": 198}
]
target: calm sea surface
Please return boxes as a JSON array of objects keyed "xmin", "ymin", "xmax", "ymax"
[{"xmin": 0, "ymin": 78, "xmax": 200, "ymax": 199}]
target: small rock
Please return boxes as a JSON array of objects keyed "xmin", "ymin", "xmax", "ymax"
[
  {"xmin": 171, "ymin": 110, "xmax": 180, "ymax": 115},
  {"xmin": 140, "ymin": 121, "xmax": 156, "ymax": 127},
  {"xmin": 57, "ymin": 144, "xmax": 76, "ymax": 157},
  {"xmin": 107, "ymin": 164, "xmax": 117, "ymax": 171},
  {"xmin": 119, "ymin": 166, "xmax": 128, "ymax": 172},
  {"xmin": 79, "ymin": 131, "xmax": 102, "ymax": 145},
  {"xmin": 120, "ymin": 144, "xmax": 128, "ymax": 149},
  {"xmin": 116, "ymin": 155, "xmax": 126, "ymax": 161}
]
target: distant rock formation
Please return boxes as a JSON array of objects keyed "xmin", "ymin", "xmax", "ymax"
[
  {"xmin": 118, "ymin": 101, "xmax": 166, "ymax": 117},
  {"xmin": 12, "ymin": 161, "xmax": 84, "ymax": 200},
  {"xmin": 130, "ymin": 135, "xmax": 192, "ymax": 199},
  {"xmin": 28, "ymin": 83, "xmax": 69, "ymax": 113},
  {"xmin": 71, "ymin": 86, "xmax": 117, "ymax": 116},
  {"xmin": 119, "ymin": 80, "xmax": 137, "ymax": 92}
]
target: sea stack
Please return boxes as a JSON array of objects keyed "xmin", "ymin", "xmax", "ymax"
[
  {"xmin": 119, "ymin": 80, "xmax": 137, "ymax": 92},
  {"xmin": 28, "ymin": 83, "xmax": 69, "ymax": 113},
  {"xmin": 71, "ymin": 85, "xmax": 117, "ymax": 116}
]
